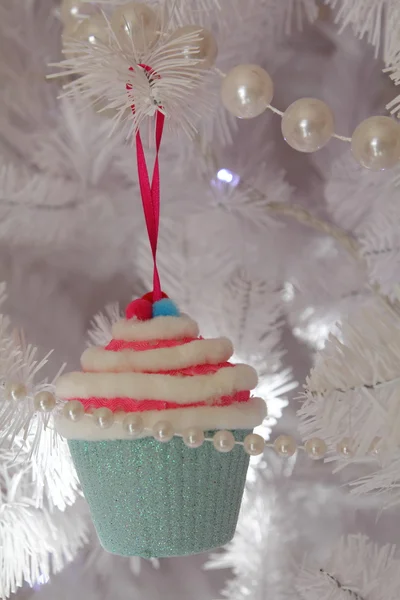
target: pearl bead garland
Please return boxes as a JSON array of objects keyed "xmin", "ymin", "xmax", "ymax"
[
  {"xmin": 122, "ymin": 413, "xmax": 144, "ymax": 437},
  {"xmin": 93, "ymin": 407, "xmax": 114, "ymax": 429},
  {"xmin": 153, "ymin": 420, "xmax": 174, "ymax": 443},
  {"xmin": 219, "ymin": 66, "xmax": 400, "ymax": 169},
  {"xmin": 337, "ymin": 437, "xmax": 354, "ymax": 458},
  {"xmin": 351, "ymin": 116, "xmax": 400, "ymax": 170},
  {"xmin": 60, "ymin": 0, "xmax": 83, "ymax": 27},
  {"xmin": 55, "ymin": 408, "xmax": 361, "ymax": 462},
  {"xmin": 170, "ymin": 26, "xmax": 218, "ymax": 69},
  {"xmin": 273, "ymin": 434, "xmax": 297, "ymax": 457},
  {"xmin": 63, "ymin": 400, "xmax": 84, "ymax": 422},
  {"xmin": 111, "ymin": 2, "xmax": 160, "ymax": 53},
  {"xmin": 213, "ymin": 430, "xmax": 235, "ymax": 453},
  {"xmin": 221, "ymin": 64, "xmax": 274, "ymax": 119},
  {"xmin": 34, "ymin": 391, "xmax": 56, "ymax": 413},
  {"xmin": 73, "ymin": 14, "xmax": 110, "ymax": 46},
  {"xmin": 243, "ymin": 433, "xmax": 265, "ymax": 456},
  {"xmin": 304, "ymin": 437, "xmax": 327, "ymax": 460},
  {"xmin": 281, "ymin": 98, "xmax": 335, "ymax": 153},
  {"xmin": 5, "ymin": 382, "xmax": 27, "ymax": 401},
  {"xmin": 182, "ymin": 426, "xmax": 205, "ymax": 448},
  {"xmin": 61, "ymin": 0, "xmax": 96, "ymax": 35},
  {"xmin": 368, "ymin": 436, "xmax": 381, "ymax": 456}
]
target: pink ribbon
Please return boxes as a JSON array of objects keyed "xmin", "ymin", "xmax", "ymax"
[{"xmin": 127, "ymin": 66, "xmax": 165, "ymax": 302}]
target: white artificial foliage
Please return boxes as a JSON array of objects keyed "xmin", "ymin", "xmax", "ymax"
[
  {"xmin": 386, "ymin": 61, "xmax": 400, "ymax": 117},
  {"xmin": 0, "ymin": 337, "xmax": 45, "ymax": 435},
  {"xmin": 0, "ymin": 326, "xmax": 62, "ymax": 453},
  {"xmin": 2, "ymin": 1, "xmax": 400, "ymax": 599},
  {"xmin": 51, "ymin": 14, "xmax": 217, "ymax": 138},
  {"xmin": 136, "ymin": 212, "xmax": 238, "ymax": 322},
  {"xmin": 89, "ymin": 0, "xmax": 222, "ymax": 27},
  {"xmin": 325, "ymin": 151, "xmax": 392, "ymax": 231},
  {"xmin": 259, "ymin": 0, "xmax": 319, "ymax": 36},
  {"xmin": 5, "ymin": 430, "xmax": 79, "ymax": 513},
  {"xmin": 87, "ymin": 302, "xmax": 124, "ymax": 347},
  {"xmin": 206, "ymin": 465, "xmax": 300, "ymax": 600},
  {"xmin": 207, "ymin": 172, "xmax": 289, "ymax": 230},
  {"xmin": 298, "ymin": 297, "xmax": 400, "ymax": 468},
  {"xmin": 296, "ymin": 534, "xmax": 400, "ymax": 600},
  {"xmin": 327, "ymin": 0, "xmax": 390, "ymax": 57},
  {"xmin": 0, "ymin": 283, "xmax": 83, "ymax": 598},
  {"xmin": 218, "ymin": 269, "xmax": 296, "ymax": 434},
  {"xmin": 357, "ymin": 207, "xmax": 400, "ymax": 300},
  {"xmin": 0, "ymin": 495, "xmax": 88, "ymax": 600},
  {"xmin": 348, "ymin": 452, "xmax": 400, "ymax": 507},
  {"xmin": 220, "ymin": 269, "xmax": 284, "ymax": 373},
  {"xmin": 284, "ymin": 234, "xmax": 370, "ymax": 353}
]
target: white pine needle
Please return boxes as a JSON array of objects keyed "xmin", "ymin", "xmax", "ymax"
[
  {"xmin": 327, "ymin": 1, "xmax": 389, "ymax": 58},
  {"xmin": 0, "ymin": 496, "xmax": 88, "ymax": 599},
  {"xmin": 357, "ymin": 206, "xmax": 400, "ymax": 300},
  {"xmin": 219, "ymin": 269, "xmax": 296, "ymax": 433},
  {"xmin": 87, "ymin": 302, "xmax": 124, "ymax": 347},
  {"xmin": 298, "ymin": 297, "xmax": 400, "ymax": 468},
  {"xmin": 349, "ymin": 453, "xmax": 400, "ymax": 508},
  {"xmin": 296, "ymin": 534, "xmax": 400, "ymax": 600}
]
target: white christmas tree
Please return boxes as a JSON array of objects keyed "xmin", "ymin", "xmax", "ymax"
[{"xmin": 1, "ymin": 0, "xmax": 400, "ymax": 599}]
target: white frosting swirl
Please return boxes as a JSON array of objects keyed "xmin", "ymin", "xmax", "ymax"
[
  {"xmin": 81, "ymin": 337, "xmax": 233, "ymax": 373},
  {"xmin": 56, "ymin": 365, "xmax": 258, "ymax": 404},
  {"xmin": 112, "ymin": 315, "xmax": 199, "ymax": 341}
]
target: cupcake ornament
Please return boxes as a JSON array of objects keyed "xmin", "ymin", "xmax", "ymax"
[
  {"xmin": 54, "ymin": 30, "xmax": 266, "ymax": 556},
  {"xmin": 56, "ymin": 293, "xmax": 266, "ymax": 557}
]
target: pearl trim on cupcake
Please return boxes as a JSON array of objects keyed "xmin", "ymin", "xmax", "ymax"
[
  {"xmin": 56, "ymin": 364, "xmax": 258, "ymax": 404},
  {"xmin": 81, "ymin": 337, "xmax": 234, "ymax": 373},
  {"xmin": 55, "ymin": 397, "xmax": 267, "ymax": 440},
  {"xmin": 112, "ymin": 315, "xmax": 199, "ymax": 341},
  {"xmin": 55, "ymin": 401, "xmax": 328, "ymax": 459}
]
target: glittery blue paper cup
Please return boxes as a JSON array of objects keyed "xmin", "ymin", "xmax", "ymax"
[{"xmin": 68, "ymin": 430, "xmax": 251, "ymax": 558}]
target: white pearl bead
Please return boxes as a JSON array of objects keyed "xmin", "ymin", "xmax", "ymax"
[
  {"xmin": 34, "ymin": 391, "xmax": 56, "ymax": 413},
  {"xmin": 351, "ymin": 116, "xmax": 400, "ymax": 170},
  {"xmin": 183, "ymin": 427, "xmax": 205, "ymax": 448},
  {"xmin": 63, "ymin": 400, "xmax": 85, "ymax": 422},
  {"xmin": 337, "ymin": 437, "xmax": 354, "ymax": 458},
  {"xmin": 61, "ymin": 0, "xmax": 83, "ymax": 26},
  {"xmin": 73, "ymin": 14, "xmax": 109, "ymax": 45},
  {"xmin": 93, "ymin": 407, "xmax": 114, "ymax": 429},
  {"xmin": 221, "ymin": 64, "xmax": 273, "ymax": 119},
  {"xmin": 273, "ymin": 434, "xmax": 297, "ymax": 457},
  {"xmin": 153, "ymin": 420, "xmax": 174, "ymax": 443},
  {"xmin": 213, "ymin": 430, "xmax": 235, "ymax": 453},
  {"xmin": 169, "ymin": 26, "xmax": 218, "ymax": 69},
  {"xmin": 5, "ymin": 382, "xmax": 27, "ymax": 401},
  {"xmin": 243, "ymin": 433, "xmax": 265, "ymax": 456},
  {"xmin": 304, "ymin": 437, "xmax": 327, "ymax": 460},
  {"xmin": 281, "ymin": 98, "xmax": 334, "ymax": 152},
  {"xmin": 111, "ymin": 2, "xmax": 159, "ymax": 53},
  {"xmin": 122, "ymin": 413, "xmax": 144, "ymax": 437},
  {"xmin": 368, "ymin": 436, "xmax": 381, "ymax": 456}
]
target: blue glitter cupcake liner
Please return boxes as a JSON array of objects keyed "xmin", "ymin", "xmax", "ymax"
[{"xmin": 69, "ymin": 430, "xmax": 251, "ymax": 558}]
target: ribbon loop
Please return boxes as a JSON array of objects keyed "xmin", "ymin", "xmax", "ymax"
[{"xmin": 127, "ymin": 67, "xmax": 165, "ymax": 302}]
